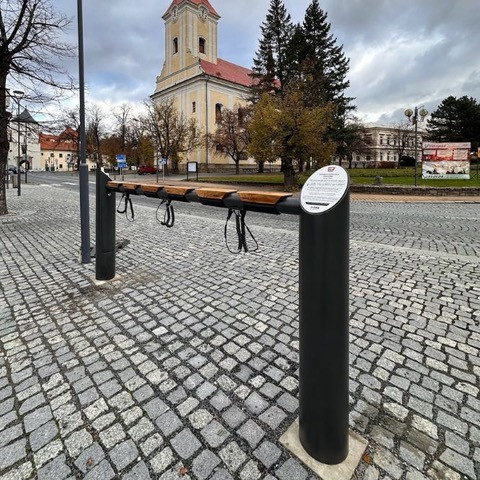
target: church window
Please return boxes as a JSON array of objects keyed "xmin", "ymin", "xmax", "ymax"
[
  {"xmin": 192, "ymin": 101, "xmax": 196, "ymax": 113},
  {"xmin": 215, "ymin": 103, "xmax": 222, "ymax": 123},
  {"xmin": 173, "ymin": 37, "xmax": 178, "ymax": 54},
  {"xmin": 199, "ymin": 37, "xmax": 206, "ymax": 54}
]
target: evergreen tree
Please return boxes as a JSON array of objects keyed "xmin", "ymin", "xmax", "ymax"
[
  {"xmin": 300, "ymin": 0, "xmax": 353, "ymax": 113},
  {"xmin": 251, "ymin": 0, "xmax": 294, "ymax": 96},
  {"xmin": 426, "ymin": 96, "xmax": 480, "ymax": 151}
]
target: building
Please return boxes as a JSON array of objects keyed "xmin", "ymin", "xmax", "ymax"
[
  {"xmin": 8, "ymin": 108, "xmax": 41, "ymax": 171},
  {"xmin": 39, "ymin": 128, "xmax": 96, "ymax": 172},
  {"xmin": 352, "ymin": 124, "xmax": 425, "ymax": 166},
  {"xmin": 151, "ymin": 0, "xmax": 255, "ymax": 171}
]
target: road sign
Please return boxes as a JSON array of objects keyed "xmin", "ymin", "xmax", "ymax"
[
  {"xmin": 162, "ymin": 157, "xmax": 167, "ymax": 165},
  {"xmin": 116, "ymin": 154, "xmax": 127, "ymax": 169}
]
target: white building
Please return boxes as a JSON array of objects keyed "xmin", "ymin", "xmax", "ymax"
[
  {"xmin": 8, "ymin": 108, "xmax": 42, "ymax": 171},
  {"xmin": 353, "ymin": 124, "xmax": 426, "ymax": 166}
]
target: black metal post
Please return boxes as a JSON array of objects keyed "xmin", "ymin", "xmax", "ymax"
[
  {"xmin": 96, "ymin": 169, "xmax": 116, "ymax": 280},
  {"xmin": 77, "ymin": 0, "xmax": 91, "ymax": 264},
  {"xmin": 16, "ymin": 99, "xmax": 21, "ymax": 196},
  {"xmin": 298, "ymin": 188, "xmax": 350, "ymax": 465},
  {"xmin": 414, "ymin": 107, "xmax": 418, "ymax": 187}
]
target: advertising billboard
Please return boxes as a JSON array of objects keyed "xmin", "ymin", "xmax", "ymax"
[{"xmin": 422, "ymin": 142, "xmax": 471, "ymax": 179}]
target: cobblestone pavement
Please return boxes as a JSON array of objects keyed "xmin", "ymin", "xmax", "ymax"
[{"xmin": 0, "ymin": 184, "xmax": 479, "ymax": 480}]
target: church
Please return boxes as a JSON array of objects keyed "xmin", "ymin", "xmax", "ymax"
[{"xmin": 151, "ymin": 0, "xmax": 255, "ymax": 171}]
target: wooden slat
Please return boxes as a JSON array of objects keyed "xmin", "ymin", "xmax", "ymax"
[
  {"xmin": 121, "ymin": 182, "xmax": 141, "ymax": 191},
  {"xmin": 196, "ymin": 188, "xmax": 237, "ymax": 200},
  {"xmin": 107, "ymin": 181, "xmax": 122, "ymax": 190},
  {"xmin": 238, "ymin": 191, "xmax": 292, "ymax": 205},
  {"xmin": 164, "ymin": 186, "xmax": 194, "ymax": 196},
  {"xmin": 141, "ymin": 184, "xmax": 163, "ymax": 193}
]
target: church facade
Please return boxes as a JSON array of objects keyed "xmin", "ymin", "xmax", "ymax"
[{"xmin": 151, "ymin": 0, "xmax": 255, "ymax": 171}]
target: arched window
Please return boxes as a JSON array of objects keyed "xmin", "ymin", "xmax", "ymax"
[
  {"xmin": 173, "ymin": 37, "xmax": 178, "ymax": 54},
  {"xmin": 215, "ymin": 103, "xmax": 222, "ymax": 123},
  {"xmin": 199, "ymin": 37, "xmax": 206, "ymax": 54}
]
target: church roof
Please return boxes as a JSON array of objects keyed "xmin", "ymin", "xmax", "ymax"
[
  {"xmin": 164, "ymin": 0, "xmax": 219, "ymax": 18},
  {"xmin": 200, "ymin": 58, "xmax": 254, "ymax": 88}
]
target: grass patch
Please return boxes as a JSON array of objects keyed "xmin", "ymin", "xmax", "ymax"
[{"xmin": 198, "ymin": 168, "xmax": 480, "ymax": 188}]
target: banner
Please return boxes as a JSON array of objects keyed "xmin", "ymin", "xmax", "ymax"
[{"xmin": 422, "ymin": 142, "xmax": 471, "ymax": 179}]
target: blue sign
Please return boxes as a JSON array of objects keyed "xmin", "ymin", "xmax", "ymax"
[
  {"xmin": 162, "ymin": 157, "xmax": 167, "ymax": 165},
  {"xmin": 116, "ymin": 154, "xmax": 127, "ymax": 169}
]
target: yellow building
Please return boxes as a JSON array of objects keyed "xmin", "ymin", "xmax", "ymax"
[{"xmin": 152, "ymin": 0, "xmax": 255, "ymax": 171}]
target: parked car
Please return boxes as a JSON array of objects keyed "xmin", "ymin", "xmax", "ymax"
[
  {"xmin": 138, "ymin": 165, "xmax": 158, "ymax": 175},
  {"xmin": 7, "ymin": 165, "xmax": 26, "ymax": 174}
]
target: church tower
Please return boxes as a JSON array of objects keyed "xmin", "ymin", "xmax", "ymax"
[
  {"xmin": 162, "ymin": 0, "xmax": 220, "ymax": 77},
  {"xmin": 152, "ymin": 0, "xmax": 255, "ymax": 170}
]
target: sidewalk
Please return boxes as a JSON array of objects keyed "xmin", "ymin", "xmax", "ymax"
[{"xmin": 0, "ymin": 184, "xmax": 479, "ymax": 480}]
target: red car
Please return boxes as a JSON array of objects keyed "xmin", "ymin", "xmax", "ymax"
[{"xmin": 138, "ymin": 165, "xmax": 158, "ymax": 175}]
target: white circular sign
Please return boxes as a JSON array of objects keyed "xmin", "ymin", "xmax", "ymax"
[{"xmin": 300, "ymin": 165, "xmax": 348, "ymax": 214}]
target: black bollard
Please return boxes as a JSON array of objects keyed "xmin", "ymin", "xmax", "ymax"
[
  {"xmin": 298, "ymin": 168, "xmax": 350, "ymax": 464},
  {"xmin": 95, "ymin": 169, "xmax": 116, "ymax": 280}
]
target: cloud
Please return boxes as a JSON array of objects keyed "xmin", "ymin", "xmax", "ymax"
[{"xmin": 43, "ymin": 0, "xmax": 480, "ymax": 125}]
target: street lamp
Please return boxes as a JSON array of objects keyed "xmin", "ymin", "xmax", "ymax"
[
  {"xmin": 12, "ymin": 90, "xmax": 25, "ymax": 196},
  {"xmin": 404, "ymin": 106, "xmax": 428, "ymax": 187}
]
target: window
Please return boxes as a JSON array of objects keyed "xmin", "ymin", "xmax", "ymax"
[
  {"xmin": 192, "ymin": 101, "xmax": 196, "ymax": 113},
  {"xmin": 379, "ymin": 136, "xmax": 384, "ymax": 145},
  {"xmin": 173, "ymin": 37, "xmax": 178, "ymax": 54},
  {"xmin": 59, "ymin": 164, "xmax": 63, "ymax": 169},
  {"xmin": 59, "ymin": 153, "xmax": 63, "ymax": 158},
  {"xmin": 199, "ymin": 37, "xmax": 205, "ymax": 54},
  {"xmin": 215, "ymin": 103, "xmax": 222, "ymax": 123}
]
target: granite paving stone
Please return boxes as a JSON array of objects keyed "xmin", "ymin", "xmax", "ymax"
[{"xmin": 1, "ymin": 183, "xmax": 480, "ymax": 479}]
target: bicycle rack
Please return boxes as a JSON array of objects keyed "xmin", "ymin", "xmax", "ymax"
[{"xmin": 96, "ymin": 168, "xmax": 350, "ymax": 465}]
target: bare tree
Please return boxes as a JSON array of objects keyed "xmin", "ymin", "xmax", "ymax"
[
  {"xmin": 206, "ymin": 105, "xmax": 251, "ymax": 174},
  {"xmin": 391, "ymin": 119, "xmax": 414, "ymax": 166},
  {"xmin": 86, "ymin": 104, "xmax": 104, "ymax": 166},
  {"xmin": 0, "ymin": 0, "xmax": 74, "ymax": 214},
  {"xmin": 113, "ymin": 103, "xmax": 131, "ymax": 157},
  {"xmin": 144, "ymin": 99, "xmax": 202, "ymax": 174}
]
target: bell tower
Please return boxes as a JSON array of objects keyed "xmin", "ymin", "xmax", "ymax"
[{"xmin": 162, "ymin": 0, "xmax": 220, "ymax": 77}]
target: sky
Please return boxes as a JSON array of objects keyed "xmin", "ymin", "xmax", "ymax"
[{"xmin": 38, "ymin": 0, "xmax": 480, "ymax": 125}]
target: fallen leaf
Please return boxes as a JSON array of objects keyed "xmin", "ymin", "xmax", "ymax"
[
  {"xmin": 179, "ymin": 466, "xmax": 189, "ymax": 476},
  {"xmin": 362, "ymin": 452, "xmax": 372, "ymax": 464}
]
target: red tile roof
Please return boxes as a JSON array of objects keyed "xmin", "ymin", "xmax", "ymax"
[
  {"xmin": 165, "ymin": 0, "xmax": 219, "ymax": 18},
  {"xmin": 200, "ymin": 58, "xmax": 255, "ymax": 88},
  {"xmin": 40, "ymin": 131, "xmax": 78, "ymax": 152}
]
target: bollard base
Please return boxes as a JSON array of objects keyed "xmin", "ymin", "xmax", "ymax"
[
  {"xmin": 91, "ymin": 274, "xmax": 122, "ymax": 286},
  {"xmin": 280, "ymin": 420, "xmax": 367, "ymax": 480}
]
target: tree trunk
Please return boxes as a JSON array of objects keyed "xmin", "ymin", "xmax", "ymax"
[
  {"xmin": 348, "ymin": 154, "xmax": 353, "ymax": 169},
  {"xmin": 235, "ymin": 160, "xmax": 239, "ymax": 175},
  {"xmin": 257, "ymin": 160, "xmax": 264, "ymax": 173},
  {"xmin": 298, "ymin": 158, "xmax": 304, "ymax": 173},
  {"xmin": 283, "ymin": 158, "xmax": 297, "ymax": 189},
  {"xmin": 0, "ymin": 72, "xmax": 10, "ymax": 215}
]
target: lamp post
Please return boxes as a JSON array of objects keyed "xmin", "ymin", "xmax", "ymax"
[
  {"xmin": 77, "ymin": 0, "xmax": 91, "ymax": 264},
  {"xmin": 404, "ymin": 106, "xmax": 428, "ymax": 187},
  {"xmin": 12, "ymin": 90, "xmax": 24, "ymax": 196}
]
